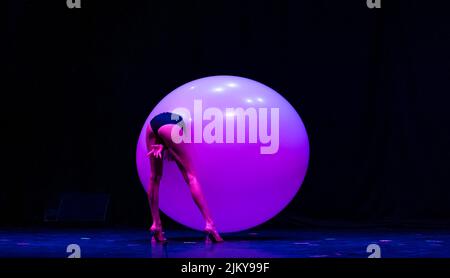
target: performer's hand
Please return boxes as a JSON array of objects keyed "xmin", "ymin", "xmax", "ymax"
[{"xmin": 146, "ymin": 144, "xmax": 164, "ymax": 159}]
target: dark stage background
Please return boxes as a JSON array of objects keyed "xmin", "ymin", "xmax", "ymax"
[{"xmin": 5, "ymin": 0, "xmax": 450, "ymax": 229}]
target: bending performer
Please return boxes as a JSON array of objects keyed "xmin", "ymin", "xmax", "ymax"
[{"xmin": 145, "ymin": 112, "xmax": 223, "ymax": 243}]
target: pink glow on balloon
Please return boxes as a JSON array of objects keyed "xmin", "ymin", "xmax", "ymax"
[{"xmin": 136, "ymin": 76, "xmax": 309, "ymax": 233}]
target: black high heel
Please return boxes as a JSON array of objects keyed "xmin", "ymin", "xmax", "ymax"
[
  {"xmin": 205, "ymin": 226, "xmax": 224, "ymax": 243},
  {"xmin": 150, "ymin": 226, "xmax": 167, "ymax": 243}
]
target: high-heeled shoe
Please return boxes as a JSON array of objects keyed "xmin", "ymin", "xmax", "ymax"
[
  {"xmin": 150, "ymin": 226, "xmax": 167, "ymax": 243},
  {"xmin": 204, "ymin": 225, "xmax": 224, "ymax": 243}
]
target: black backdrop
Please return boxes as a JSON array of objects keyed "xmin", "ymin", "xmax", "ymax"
[{"xmin": 5, "ymin": 0, "xmax": 450, "ymax": 228}]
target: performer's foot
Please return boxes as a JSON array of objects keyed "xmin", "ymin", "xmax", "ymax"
[
  {"xmin": 204, "ymin": 223, "xmax": 224, "ymax": 243},
  {"xmin": 150, "ymin": 225, "xmax": 167, "ymax": 243}
]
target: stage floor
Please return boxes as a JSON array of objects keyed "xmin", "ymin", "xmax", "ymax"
[{"xmin": 0, "ymin": 228, "xmax": 449, "ymax": 258}]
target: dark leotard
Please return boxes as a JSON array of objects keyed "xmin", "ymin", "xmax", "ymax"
[{"xmin": 150, "ymin": 112, "xmax": 185, "ymax": 137}]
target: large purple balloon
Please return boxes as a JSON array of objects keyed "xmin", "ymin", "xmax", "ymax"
[{"xmin": 136, "ymin": 76, "xmax": 309, "ymax": 233}]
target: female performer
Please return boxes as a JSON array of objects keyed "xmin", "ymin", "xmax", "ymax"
[{"xmin": 145, "ymin": 112, "xmax": 223, "ymax": 243}]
